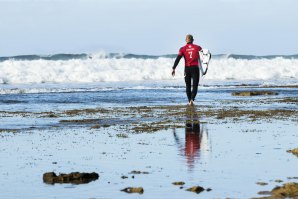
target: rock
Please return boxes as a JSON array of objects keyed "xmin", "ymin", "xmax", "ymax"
[
  {"xmin": 288, "ymin": 177, "xmax": 298, "ymax": 180},
  {"xmin": 91, "ymin": 124, "xmax": 101, "ymax": 129},
  {"xmin": 232, "ymin": 91, "xmax": 278, "ymax": 96},
  {"xmin": 43, "ymin": 172, "xmax": 99, "ymax": 184},
  {"xmin": 121, "ymin": 187, "xmax": 144, "ymax": 194},
  {"xmin": 287, "ymin": 148, "xmax": 298, "ymax": 157},
  {"xmin": 186, "ymin": 186, "xmax": 205, "ymax": 194},
  {"xmin": 172, "ymin": 181, "xmax": 185, "ymax": 186},
  {"xmin": 255, "ymin": 182, "xmax": 298, "ymax": 199},
  {"xmin": 257, "ymin": 182, "xmax": 268, "ymax": 186},
  {"xmin": 271, "ymin": 182, "xmax": 298, "ymax": 198},
  {"xmin": 129, "ymin": 170, "xmax": 149, "ymax": 174},
  {"xmin": 257, "ymin": 191, "xmax": 271, "ymax": 195}
]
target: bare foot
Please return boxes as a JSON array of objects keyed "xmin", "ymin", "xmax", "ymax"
[{"xmin": 188, "ymin": 100, "xmax": 194, "ymax": 106}]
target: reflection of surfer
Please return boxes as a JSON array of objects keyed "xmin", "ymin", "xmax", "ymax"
[
  {"xmin": 173, "ymin": 107, "xmax": 208, "ymax": 170},
  {"xmin": 184, "ymin": 120, "xmax": 202, "ymax": 167}
]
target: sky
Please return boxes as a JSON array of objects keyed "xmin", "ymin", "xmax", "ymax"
[{"xmin": 0, "ymin": 0, "xmax": 297, "ymax": 56}]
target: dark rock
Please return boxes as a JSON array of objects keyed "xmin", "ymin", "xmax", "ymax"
[
  {"xmin": 288, "ymin": 177, "xmax": 298, "ymax": 179},
  {"xmin": 43, "ymin": 172, "xmax": 99, "ymax": 184},
  {"xmin": 186, "ymin": 186, "xmax": 205, "ymax": 194},
  {"xmin": 130, "ymin": 170, "xmax": 149, "ymax": 174},
  {"xmin": 257, "ymin": 182, "xmax": 268, "ymax": 186},
  {"xmin": 121, "ymin": 187, "xmax": 144, "ymax": 194},
  {"xmin": 91, "ymin": 124, "xmax": 101, "ymax": 129},
  {"xmin": 172, "ymin": 181, "xmax": 185, "ymax": 186},
  {"xmin": 257, "ymin": 191, "xmax": 271, "ymax": 195}
]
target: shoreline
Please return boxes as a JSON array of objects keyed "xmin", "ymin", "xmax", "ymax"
[
  {"xmin": 0, "ymin": 87, "xmax": 297, "ymax": 198},
  {"xmin": 0, "ymin": 102, "xmax": 297, "ymax": 133}
]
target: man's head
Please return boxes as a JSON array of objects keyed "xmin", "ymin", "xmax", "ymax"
[{"xmin": 185, "ymin": 34, "xmax": 194, "ymax": 43}]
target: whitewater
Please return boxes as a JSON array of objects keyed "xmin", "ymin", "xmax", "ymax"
[{"xmin": 0, "ymin": 52, "xmax": 297, "ymax": 85}]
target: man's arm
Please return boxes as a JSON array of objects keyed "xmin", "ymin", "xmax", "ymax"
[
  {"xmin": 172, "ymin": 55, "xmax": 182, "ymax": 76},
  {"xmin": 173, "ymin": 55, "xmax": 182, "ymax": 70}
]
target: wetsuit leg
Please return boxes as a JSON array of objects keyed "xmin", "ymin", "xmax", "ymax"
[
  {"xmin": 191, "ymin": 67, "xmax": 200, "ymax": 101},
  {"xmin": 184, "ymin": 68, "xmax": 192, "ymax": 102}
]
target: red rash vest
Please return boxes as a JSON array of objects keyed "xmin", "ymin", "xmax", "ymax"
[{"xmin": 178, "ymin": 43, "xmax": 202, "ymax": 67}]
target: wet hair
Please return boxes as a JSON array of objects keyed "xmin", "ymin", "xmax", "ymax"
[{"xmin": 186, "ymin": 34, "xmax": 194, "ymax": 43}]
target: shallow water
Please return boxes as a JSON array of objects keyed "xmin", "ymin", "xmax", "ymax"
[
  {"xmin": 0, "ymin": 80, "xmax": 297, "ymax": 198},
  {"xmin": 0, "ymin": 119, "xmax": 297, "ymax": 198},
  {"xmin": 0, "ymin": 80, "xmax": 297, "ymax": 113}
]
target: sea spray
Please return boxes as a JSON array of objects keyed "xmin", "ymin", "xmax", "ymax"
[{"xmin": 0, "ymin": 52, "xmax": 297, "ymax": 84}]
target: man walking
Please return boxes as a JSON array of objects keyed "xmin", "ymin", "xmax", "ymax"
[{"xmin": 172, "ymin": 34, "xmax": 202, "ymax": 106}]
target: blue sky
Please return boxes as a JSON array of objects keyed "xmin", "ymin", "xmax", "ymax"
[{"xmin": 0, "ymin": 0, "xmax": 297, "ymax": 56}]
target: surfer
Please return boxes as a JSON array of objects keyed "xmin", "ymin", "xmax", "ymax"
[{"xmin": 172, "ymin": 34, "xmax": 202, "ymax": 106}]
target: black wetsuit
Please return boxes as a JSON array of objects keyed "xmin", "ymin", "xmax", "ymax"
[{"xmin": 173, "ymin": 55, "xmax": 200, "ymax": 102}]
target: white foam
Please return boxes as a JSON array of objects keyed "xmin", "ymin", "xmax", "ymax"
[
  {"xmin": 0, "ymin": 52, "xmax": 297, "ymax": 85},
  {"xmin": 205, "ymin": 57, "xmax": 298, "ymax": 81}
]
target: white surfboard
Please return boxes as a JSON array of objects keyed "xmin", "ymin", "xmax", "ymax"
[{"xmin": 199, "ymin": 49, "xmax": 211, "ymax": 76}]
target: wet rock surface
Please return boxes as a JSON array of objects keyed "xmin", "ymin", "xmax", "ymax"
[
  {"xmin": 257, "ymin": 191, "xmax": 272, "ymax": 195},
  {"xmin": 129, "ymin": 170, "xmax": 149, "ymax": 174},
  {"xmin": 271, "ymin": 182, "xmax": 298, "ymax": 198},
  {"xmin": 255, "ymin": 182, "xmax": 298, "ymax": 199},
  {"xmin": 43, "ymin": 172, "xmax": 99, "ymax": 184},
  {"xmin": 287, "ymin": 148, "xmax": 298, "ymax": 157},
  {"xmin": 121, "ymin": 187, "xmax": 144, "ymax": 194},
  {"xmin": 186, "ymin": 186, "xmax": 205, "ymax": 194},
  {"xmin": 172, "ymin": 181, "xmax": 185, "ymax": 186},
  {"xmin": 257, "ymin": 182, "xmax": 268, "ymax": 186},
  {"xmin": 232, "ymin": 91, "xmax": 278, "ymax": 96},
  {"xmin": 1, "ymin": 101, "xmax": 297, "ymax": 134}
]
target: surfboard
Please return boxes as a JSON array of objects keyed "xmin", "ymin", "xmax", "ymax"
[{"xmin": 199, "ymin": 49, "xmax": 211, "ymax": 76}]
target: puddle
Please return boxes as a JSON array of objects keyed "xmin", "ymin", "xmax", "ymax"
[{"xmin": 0, "ymin": 118, "xmax": 297, "ymax": 198}]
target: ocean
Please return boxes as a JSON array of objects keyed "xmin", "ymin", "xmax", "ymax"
[
  {"xmin": 0, "ymin": 52, "xmax": 297, "ymax": 85},
  {"xmin": 0, "ymin": 52, "xmax": 297, "ymax": 112}
]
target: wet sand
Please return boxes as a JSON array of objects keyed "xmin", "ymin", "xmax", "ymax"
[{"xmin": 0, "ymin": 95, "xmax": 297, "ymax": 198}]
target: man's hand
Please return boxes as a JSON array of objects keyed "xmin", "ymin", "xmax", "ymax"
[{"xmin": 172, "ymin": 69, "xmax": 175, "ymax": 77}]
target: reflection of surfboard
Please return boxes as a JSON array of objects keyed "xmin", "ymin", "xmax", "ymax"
[{"xmin": 199, "ymin": 49, "xmax": 211, "ymax": 76}]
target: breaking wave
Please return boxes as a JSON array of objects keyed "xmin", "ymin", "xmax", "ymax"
[{"xmin": 0, "ymin": 52, "xmax": 297, "ymax": 84}]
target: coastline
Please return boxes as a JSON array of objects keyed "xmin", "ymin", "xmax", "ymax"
[{"xmin": 0, "ymin": 89, "xmax": 297, "ymax": 198}]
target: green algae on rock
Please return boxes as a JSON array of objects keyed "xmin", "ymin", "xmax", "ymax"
[
  {"xmin": 232, "ymin": 91, "xmax": 278, "ymax": 96},
  {"xmin": 43, "ymin": 172, "xmax": 99, "ymax": 184}
]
